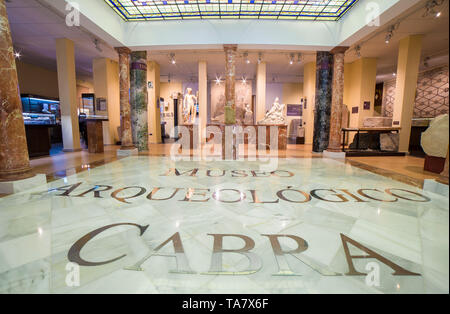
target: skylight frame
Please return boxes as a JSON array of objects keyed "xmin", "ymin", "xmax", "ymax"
[{"xmin": 104, "ymin": 0, "xmax": 359, "ymax": 22}]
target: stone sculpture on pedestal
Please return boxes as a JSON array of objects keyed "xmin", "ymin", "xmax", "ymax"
[
  {"xmin": 183, "ymin": 88, "xmax": 197, "ymax": 124},
  {"xmin": 258, "ymin": 97, "xmax": 286, "ymax": 125},
  {"xmin": 244, "ymin": 103, "xmax": 253, "ymax": 124}
]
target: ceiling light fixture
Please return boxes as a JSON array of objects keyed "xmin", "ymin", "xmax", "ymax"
[
  {"xmin": 289, "ymin": 53, "xmax": 295, "ymax": 65},
  {"xmin": 93, "ymin": 39, "xmax": 102, "ymax": 53},
  {"xmin": 14, "ymin": 51, "xmax": 21, "ymax": 59},
  {"xmin": 423, "ymin": 0, "xmax": 444, "ymax": 18},
  {"xmin": 355, "ymin": 45, "xmax": 361, "ymax": 58},
  {"xmin": 257, "ymin": 52, "xmax": 262, "ymax": 65},
  {"xmin": 243, "ymin": 52, "xmax": 250, "ymax": 64},
  {"xmin": 385, "ymin": 26, "xmax": 395, "ymax": 44},
  {"xmin": 242, "ymin": 77, "xmax": 247, "ymax": 84},
  {"xmin": 297, "ymin": 53, "xmax": 303, "ymax": 63},
  {"xmin": 170, "ymin": 53, "xmax": 176, "ymax": 65},
  {"xmin": 215, "ymin": 76, "xmax": 222, "ymax": 85}
]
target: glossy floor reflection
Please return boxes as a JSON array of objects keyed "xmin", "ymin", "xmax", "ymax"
[{"xmin": 0, "ymin": 156, "xmax": 448, "ymax": 294}]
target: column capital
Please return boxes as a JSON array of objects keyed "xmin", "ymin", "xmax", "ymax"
[
  {"xmin": 223, "ymin": 44, "xmax": 238, "ymax": 51},
  {"xmin": 115, "ymin": 47, "xmax": 132, "ymax": 55},
  {"xmin": 330, "ymin": 46, "xmax": 349, "ymax": 54}
]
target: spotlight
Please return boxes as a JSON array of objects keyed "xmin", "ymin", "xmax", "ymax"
[
  {"xmin": 423, "ymin": 0, "xmax": 444, "ymax": 18},
  {"xmin": 93, "ymin": 39, "xmax": 102, "ymax": 53},
  {"xmin": 257, "ymin": 52, "xmax": 262, "ymax": 64},
  {"xmin": 14, "ymin": 51, "xmax": 21, "ymax": 59},
  {"xmin": 170, "ymin": 53, "xmax": 176, "ymax": 65},
  {"xmin": 297, "ymin": 53, "xmax": 303, "ymax": 63},
  {"xmin": 384, "ymin": 25, "xmax": 397, "ymax": 44},
  {"xmin": 393, "ymin": 72, "xmax": 396, "ymax": 77},
  {"xmin": 242, "ymin": 77, "xmax": 247, "ymax": 84},
  {"xmin": 289, "ymin": 53, "xmax": 295, "ymax": 65},
  {"xmin": 243, "ymin": 52, "xmax": 250, "ymax": 64},
  {"xmin": 355, "ymin": 45, "xmax": 361, "ymax": 58},
  {"xmin": 215, "ymin": 76, "xmax": 222, "ymax": 85}
]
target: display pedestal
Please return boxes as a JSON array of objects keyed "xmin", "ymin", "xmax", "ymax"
[
  {"xmin": 117, "ymin": 148, "xmax": 138, "ymax": 156},
  {"xmin": 323, "ymin": 150, "xmax": 346, "ymax": 159},
  {"xmin": 0, "ymin": 174, "xmax": 47, "ymax": 195},
  {"xmin": 250, "ymin": 124, "xmax": 287, "ymax": 151},
  {"xmin": 206, "ymin": 123, "xmax": 287, "ymax": 160},
  {"xmin": 87, "ymin": 119, "xmax": 106, "ymax": 153}
]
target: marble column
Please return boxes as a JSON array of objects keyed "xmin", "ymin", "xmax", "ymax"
[
  {"xmin": 224, "ymin": 45, "xmax": 237, "ymax": 125},
  {"xmin": 313, "ymin": 51, "xmax": 333, "ymax": 153},
  {"xmin": 130, "ymin": 51, "xmax": 148, "ymax": 151},
  {"xmin": 437, "ymin": 147, "xmax": 449, "ymax": 185},
  {"xmin": 115, "ymin": 47, "xmax": 134, "ymax": 150},
  {"xmin": 327, "ymin": 47, "xmax": 348, "ymax": 152},
  {"xmin": 198, "ymin": 61, "xmax": 207, "ymax": 142},
  {"xmin": 0, "ymin": 0, "xmax": 33, "ymax": 181}
]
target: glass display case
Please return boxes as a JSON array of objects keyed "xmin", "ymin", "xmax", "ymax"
[
  {"xmin": 22, "ymin": 112, "xmax": 56, "ymax": 125},
  {"xmin": 21, "ymin": 95, "xmax": 60, "ymax": 125}
]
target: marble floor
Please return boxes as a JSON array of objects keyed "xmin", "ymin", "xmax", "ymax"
[{"xmin": 0, "ymin": 156, "xmax": 448, "ymax": 294}]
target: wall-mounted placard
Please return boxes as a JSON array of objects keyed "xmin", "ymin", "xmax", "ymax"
[{"xmin": 352, "ymin": 106, "xmax": 359, "ymax": 114}]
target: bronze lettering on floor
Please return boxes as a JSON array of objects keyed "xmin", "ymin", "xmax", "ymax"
[
  {"xmin": 67, "ymin": 226, "xmax": 421, "ymax": 277},
  {"xmin": 46, "ymin": 182, "xmax": 432, "ymax": 205}
]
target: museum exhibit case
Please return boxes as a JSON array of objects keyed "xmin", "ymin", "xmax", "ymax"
[{"xmin": 20, "ymin": 95, "xmax": 62, "ymax": 157}]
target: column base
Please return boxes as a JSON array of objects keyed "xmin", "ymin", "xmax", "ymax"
[
  {"xmin": 0, "ymin": 174, "xmax": 47, "ymax": 195},
  {"xmin": 323, "ymin": 150, "xmax": 346, "ymax": 159},
  {"xmin": 117, "ymin": 148, "xmax": 138, "ymax": 157},
  {"xmin": 423, "ymin": 179, "xmax": 449, "ymax": 197}
]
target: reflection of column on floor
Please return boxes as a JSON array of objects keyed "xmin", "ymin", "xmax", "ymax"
[
  {"xmin": 392, "ymin": 35, "xmax": 423, "ymax": 153},
  {"xmin": 303, "ymin": 61, "xmax": 316, "ymax": 145},
  {"xmin": 256, "ymin": 61, "xmax": 266, "ymax": 123},
  {"xmin": 130, "ymin": 51, "xmax": 148, "ymax": 151},
  {"xmin": 147, "ymin": 61, "xmax": 162, "ymax": 144},
  {"xmin": 56, "ymin": 38, "xmax": 81, "ymax": 152},
  {"xmin": 0, "ymin": 0, "xmax": 33, "ymax": 181},
  {"xmin": 115, "ymin": 47, "xmax": 135, "ymax": 150},
  {"xmin": 224, "ymin": 45, "xmax": 237, "ymax": 125},
  {"xmin": 327, "ymin": 47, "xmax": 348, "ymax": 152},
  {"xmin": 198, "ymin": 61, "xmax": 207, "ymax": 142},
  {"xmin": 313, "ymin": 52, "xmax": 333, "ymax": 152}
]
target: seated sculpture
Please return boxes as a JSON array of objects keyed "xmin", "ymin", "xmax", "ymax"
[{"xmin": 258, "ymin": 97, "xmax": 286, "ymax": 125}]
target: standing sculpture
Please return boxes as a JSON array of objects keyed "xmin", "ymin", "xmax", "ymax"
[
  {"xmin": 244, "ymin": 103, "xmax": 253, "ymax": 124},
  {"xmin": 183, "ymin": 88, "xmax": 198, "ymax": 124},
  {"xmin": 258, "ymin": 97, "xmax": 286, "ymax": 125}
]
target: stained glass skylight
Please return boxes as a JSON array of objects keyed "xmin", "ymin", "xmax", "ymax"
[{"xmin": 104, "ymin": 0, "xmax": 359, "ymax": 21}]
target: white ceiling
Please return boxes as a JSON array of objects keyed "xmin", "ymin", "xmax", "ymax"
[{"xmin": 6, "ymin": 0, "xmax": 450, "ymax": 83}]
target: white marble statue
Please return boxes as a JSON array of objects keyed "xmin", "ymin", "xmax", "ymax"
[
  {"xmin": 183, "ymin": 88, "xmax": 198, "ymax": 124},
  {"xmin": 244, "ymin": 103, "xmax": 253, "ymax": 124},
  {"xmin": 258, "ymin": 97, "xmax": 286, "ymax": 125}
]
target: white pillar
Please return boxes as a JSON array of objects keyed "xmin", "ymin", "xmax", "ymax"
[
  {"xmin": 56, "ymin": 38, "xmax": 81, "ymax": 152},
  {"xmin": 256, "ymin": 61, "xmax": 266, "ymax": 122},
  {"xmin": 198, "ymin": 60, "xmax": 207, "ymax": 142},
  {"xmin": 392, "ymin": 35, "xmax": 423, "ymax": 152}
]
